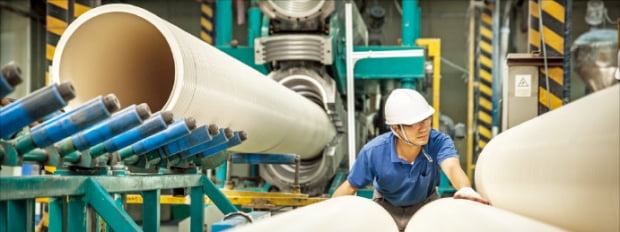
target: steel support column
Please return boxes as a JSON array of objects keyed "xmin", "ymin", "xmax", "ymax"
[
  {"xmin": 528, "ymin": 0, "xmax": 571, "ymax": 114},
  {"xmin": 215, "ymin": 0, "xmax": 232, "ymax": 46},
  {"xmin": 67, "ymin": 196, "xmax": 87, "ymax": 232},
  {"xmin": 48, "ymin": 198, "xmax": 65, "ymax": 232},
  {"xmin": 190, "ymin": 186, "xmax": 204, "ymax": 232},
  {"xmin": 143, "ymin": 190, "xmax": 161, "ymax": 232}
]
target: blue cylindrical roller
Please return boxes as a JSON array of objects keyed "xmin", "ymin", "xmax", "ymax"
[
  {"xmin": 33, "ymin": 95, "xmax": 110, "ymax": 132},
  {"xmin": 198, "ymin": 131, "xmax": 246, "ymax": 158},
  {"xmin": 0, "ymin": 82, "xmax": 75, "ymax": 139},
  {"xmin": 230, "ymin": 153, "xmax": 296, "ymax": 165},
  {"xmin": 132, "ymin": 118, "xmax": 196, "ymax": 155},
  {"xmin": 90, "ymin": 111, "xmax": 173, "ymax": 158},
  {"xmin": 70, "ymin": 103, "xmax": 151, "ymax": 151},
  {"xmin": 160, "ymin": 125, "xmax": 217, "ymax": 157},
  {"xmin": 29, "ymin": 94, "xmax": 119, "ymax": 148},
  {"xmin": 165, "ymin": 125, "xmax": 219, "ymax": 163},
  {"xmin": 119, "ymin": 117, "xmax": 196, "ymax": 160},
  {"xmin": 0, "ymin": 62, "xmax": 23, "ymax": 98},
  {"xmin": 39, "ymin": 110, "xmax": 64, "ymax": 123},
  {"xmin": 179, "ymin": 128, "xmax": 232, "ymax": 159}
]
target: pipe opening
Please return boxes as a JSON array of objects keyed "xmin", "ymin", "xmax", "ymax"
[{"xmin": 55, "ymin": 12, "xmax": 175, "ymax": 111}]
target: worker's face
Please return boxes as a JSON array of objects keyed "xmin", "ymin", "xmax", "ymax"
[{"xmin": 394, "ymin": 116, "xmax": 432, "ymax": 145}]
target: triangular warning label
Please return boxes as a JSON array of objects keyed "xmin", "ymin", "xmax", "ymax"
[{"xmin": 518, "ymin": 77, "xmax": 529, "ymax": 87}]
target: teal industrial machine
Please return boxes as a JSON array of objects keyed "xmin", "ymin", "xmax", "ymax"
[{"xmin": 212, "ymin": 0, "xmax": 455, "ymax": 198}]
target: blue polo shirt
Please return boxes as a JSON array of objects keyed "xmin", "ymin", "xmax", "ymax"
[{"xmin": 348, "ymin": 129, "xmax": 458, "ymax": 206}]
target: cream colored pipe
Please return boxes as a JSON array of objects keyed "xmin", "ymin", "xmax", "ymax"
[
  {"xmin": 475, "ymin": 84, "xmax": 619, "ymax": 232},
  {"xmin": 406, "ymin": 199, "xmax": 566, "ymax": 232},
  {"xmin": 50, "ymin": 4, "xmax": 335, "ymax": 159},
  {"xmin": 229, "ymin": 196, "xmax": 398, "ymax": 232}
]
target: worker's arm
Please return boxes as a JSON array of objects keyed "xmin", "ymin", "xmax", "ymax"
[
  {"xmin": 332, "ymin": 180, "xmax": 358, "ymax": 197},
  {"xmin": 439, "ymin": 157, "xmax": 471, "ymax": 189},
  {"xmin": 440, "ymin": 157, "xmax": 489, "ymax": 204}
]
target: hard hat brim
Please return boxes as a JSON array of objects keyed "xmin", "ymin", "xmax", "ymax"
[{"xmin": 385, "ymin": 107, "xmax": 435, "ymax": 125}]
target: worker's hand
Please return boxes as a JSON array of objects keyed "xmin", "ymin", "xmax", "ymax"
[{"xmin": 454, "ymin": 187, "xmax": 489, "ymax": 205}]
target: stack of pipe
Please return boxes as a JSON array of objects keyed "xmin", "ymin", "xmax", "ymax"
[
  {"xmin": 409, "ymin": 84, "xmax": 619, "ymax": 231},
  {"xmin": 229, "ymin": 196, "xmax": 398, "ymax": 232},
  {"xmin": 406, "ymin": 199, "xmax": 565, "ymax": 231}
]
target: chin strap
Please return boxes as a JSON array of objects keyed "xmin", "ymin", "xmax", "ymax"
[
  {"xmin": 391, "ymin": 124, "xmax": 416, "ymax": 146},
  {"xmin": 391, "ymin": 125, "xmax": 433, "ymax": 162}
]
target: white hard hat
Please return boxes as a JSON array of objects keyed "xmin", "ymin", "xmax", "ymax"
[{"xmin": 384, "ymin": 89, "xmax": 435, "ymax": 125}]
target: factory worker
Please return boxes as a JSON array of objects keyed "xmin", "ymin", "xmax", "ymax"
[{"xmin": 332, "ymin": 88, "xmax": 487, "ymax": 232}]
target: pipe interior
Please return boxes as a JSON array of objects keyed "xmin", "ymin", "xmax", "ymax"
[{"xmin": 57, "ymin": 12, "xmax": 174, "ymax": 111}]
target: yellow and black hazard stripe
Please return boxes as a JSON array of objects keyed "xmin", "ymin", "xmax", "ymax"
[
  {"xmin": 44, "ymin": 0, "xmax": 98, "ymax": 172},
  {"xmin": 46, "ymin": 0, "xmax": 99, "ymax": 85},
  {"xmin": 43, "ymin": 0, "xmax": 71, "ymax": 210},
  {"xmin": 200, "ymin": 0, "xmax": 215, "ymax": 44},
  {"xmin": 529, "ymin": 0, "xmax": 570, "ymax": 114},
  {"xmin": 476, "ymin": 1, "xmax": 494, "ymax": 149},
  {"xmin": 46, "ymin": 0, "xmax": 69, "ymax": 85},
  {"xmin": 74, "ymin": 0, "xmax": 99, "ymax": 18}
]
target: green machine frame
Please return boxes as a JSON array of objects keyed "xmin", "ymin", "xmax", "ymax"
[
  {"xmin": 0, "ymin": 174, "xmax": 237, "ymax": 232},
  {"xmin": 213, "ymin": 0, "xmax": 456, "ymax": 197}
]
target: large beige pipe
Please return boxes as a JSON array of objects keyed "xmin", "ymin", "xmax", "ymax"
[
  {"xmin": 475, "ymin": 84, "xmax": 619, "ymax": 232},
  {"xmin": 50, "ymin": 4, "xmax": 335, "ymax": 159},
  {"xmin": 229, "ymin": 196, "xmax": 399, "ymax": 232},
  {"xmin": 406, "ymin": 199, "xmax": 566, "ymax": 232}
]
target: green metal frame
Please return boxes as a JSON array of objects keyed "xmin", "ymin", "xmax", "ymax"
[
  {"xmin": 212, "ymin": 0, "xmax": 266, "ymax": 75},
  {"xmin": 401, "ymin": 0, "xmax": 421, "ymax": 46},
  {"xmin": 352, "ymin": 46, "xmax": 426, "ymax": 79},
  {"xmin": 331, "ymin": 45, "xmax": 427, "ymax": 94},
  {"xmin": 0, "ymin": 199, "xmax": 34, "ymax": 232},
  {"xmin": 215, "ymin": 0, "xmax": 232, "ymax": 47},
  {"xmin": 0, "ymin": 174, "xmax": 238, "ymax": 232},
  {"xmin": 329, "ymin": 1, "xmax": 427, "ymax": 94}
]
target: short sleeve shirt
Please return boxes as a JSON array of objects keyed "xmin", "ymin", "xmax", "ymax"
[{"xmin": 347, "ymin": 129, "xmax": 458, "ymax": 206}]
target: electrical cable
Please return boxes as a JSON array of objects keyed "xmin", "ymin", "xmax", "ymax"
[
  {"xmin": 537, "ymin": 0, "xmax": 552, "ymax": 110},
  {"xmin": 604, "ymin": 8, "xmax": 617, "ymax": 25},
  {"xmin": 441, "ymin": 57, "xmax": 470, "ymax": 81},
  {"xmin": 393, "ymin": 0, "xmax": 402, "ymax": 15}
]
